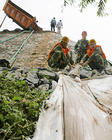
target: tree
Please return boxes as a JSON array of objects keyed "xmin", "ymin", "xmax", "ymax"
[{"xmin": 64, "ymin": 0, "xmax": 108, "ymax": 16}]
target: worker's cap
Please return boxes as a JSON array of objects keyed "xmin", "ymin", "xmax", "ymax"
[
  {"xmin": 89, "ymin": 39, "xmax": 96, "ymax": 45},
  {"xmin": 82, "ymin": 31, "xmax": 87, "ymax": 35},
  {"xmin": 61, "ymin": 36, "xmax": 69, "ymax": 43}
]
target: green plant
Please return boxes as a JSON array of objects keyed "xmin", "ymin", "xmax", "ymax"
[
  {"xmin": 0, "ymin": 72, "xmax": 52, "ymax": 140},
  {"xmin": 64, "ymin": 0, "xmax": 108, "ymax": 16}
]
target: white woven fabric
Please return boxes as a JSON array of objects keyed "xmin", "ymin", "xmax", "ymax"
[{"xmin": 32, "ymin": 75, "xmax": 112, "ymax": 140}]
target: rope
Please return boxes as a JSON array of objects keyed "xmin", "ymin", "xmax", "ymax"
[
  {"xmin": 9, "ymin": 30, "xmax": 34, "ymax": 65},
  {"xmin": 0, "ymin": 15, "xmax": 7, "ymax": 28},
  {"xmin": 0, "ymin": 30, "xmax": 30, "ymax": 44},
  {"xmin": 107, "ymin": 60, "xmax": 112, "ymax": 66}
]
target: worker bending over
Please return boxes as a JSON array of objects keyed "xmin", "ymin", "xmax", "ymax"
[
  {"xmin": 80, "ymin": 39, "xmax": 106, "ymax": 72},
  {"xmin": 48, "ymin": 36, "xmax": 74, "ymax": 70}
]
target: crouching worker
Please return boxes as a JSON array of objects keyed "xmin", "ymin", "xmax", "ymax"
[
  {"xmin": 48, "ymin": 36, "xmax": 74, "ymax": 70},
  {"xmin": 80, "ymin": 39, "xmax": 106, "ymax": 72}
]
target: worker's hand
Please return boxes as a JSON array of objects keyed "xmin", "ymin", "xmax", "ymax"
[
  {"xmin": 82, "ymin": 61, "xmax": 88, "ymax": 66},
  {"xmin": 79, "ymin": 61, "xmax": 88, "ymax": 66},
  {"xmin": 79, "ymin": 61, "xmax": 83, "ymax": 66},
  {"xmin": 69, "ymin": 64, "xmax": 73, "ymax": 70}
]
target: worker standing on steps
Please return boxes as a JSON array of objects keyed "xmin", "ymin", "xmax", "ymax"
[
  {"xmin": 48, "ymin": 36, "xmax": 74, "ymax": 70},
  {"xmin": 56, "ymin": 20, "xmax": 63, "ymax": 34},
  {"xmin": 80, "ymin": 39, "xmax": 107, "ymax": 72},
  {"xmin": 50, "ymin": 17, "xmax": 56, "ymax": 32},
  {"xmin": 74, "ymin": 31, "xmax": 89, "ymax": 64}
]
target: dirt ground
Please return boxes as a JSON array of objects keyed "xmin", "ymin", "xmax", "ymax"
[{"xmin": 23, "ymin": 32, "xmax": 61, "ymax": 68}]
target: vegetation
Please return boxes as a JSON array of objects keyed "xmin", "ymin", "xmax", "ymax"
[
  {"xmin": 0, "ymin": 72, "xmax": 52, "ymax": 140},
  {"xmin": 64, "ymin": 0, "xmax": 108, "ymax": 16}
]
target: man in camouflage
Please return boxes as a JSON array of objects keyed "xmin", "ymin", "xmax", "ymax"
[
  {"xmin": 80, "ymin": 39, "xmax": 106, "ymax": 72},
  {"xmin": 48, "ymin": 36, "xmax": 74, "ymax": 70},
  {"xmin": 74, "ymin": 31, "xmax": 88, "ymax": 64}
]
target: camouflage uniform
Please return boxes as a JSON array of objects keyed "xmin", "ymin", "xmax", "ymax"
[
  {"xmin": 82, "ymin": 46, "xmax": 106, "ymax": 71},
  {"xmin": 74, "ymin": 39, "xmax": 88, "ymax": 63},
  {"xmin": 48, "ymin": 44, "xmax": 74, "ymax": 69}
]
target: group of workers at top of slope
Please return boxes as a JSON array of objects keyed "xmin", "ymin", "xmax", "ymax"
[
  {"xmin": 48, "ymin": 31, "xmax": 107, "ymax": 73},
  {"xmin": 50, "ymin": 17, "xmax": 63, "ymax": 34}
]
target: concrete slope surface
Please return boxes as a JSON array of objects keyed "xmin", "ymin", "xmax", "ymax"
[{"xmin": 0, "ymin": 31, "xmax": 75, "ymax": 68}]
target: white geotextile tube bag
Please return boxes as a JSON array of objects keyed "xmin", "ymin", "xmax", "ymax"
[
  {"xmin": 85, "ymin": 76, "xmax": 112, "ymax": 110},
  {"xmin": 32, "ymin": 75, "xmax": 112, "ymax": 140},
  {"xmin": 32, "ymin": 76, "xmax": 64, "ymax": 140}
]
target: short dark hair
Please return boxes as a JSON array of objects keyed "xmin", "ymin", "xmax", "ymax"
[{"xmin": 82, "ymin": 31, "xmax": 87, "ymax": 35}]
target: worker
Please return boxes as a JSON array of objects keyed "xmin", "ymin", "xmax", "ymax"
[
  {"xmin": 74, "ymin": 31, "xmax": 89, "ymax": 64},
  {"xmin": 48, "ymin": 36, "xmax": 74, "ymax": 70},
  {"xmin": 80, "ymin": 39, "xmax": 106, "ymax": 72},
  {"xmin": 56, "ymin": 20, "xmax": 63, "ymax": 34},
  {"xmin": 50, "ymin": 17, "xmax": 56, "ymax": 32}
]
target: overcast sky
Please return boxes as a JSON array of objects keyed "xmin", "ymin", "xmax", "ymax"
[{"xmin": 0, "ymin": 0, "xmax": 112, "ymax": 60}]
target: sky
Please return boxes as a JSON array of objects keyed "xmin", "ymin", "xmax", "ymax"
[{"xmin": 0, "ymin": 0, "xmax": 112, "ymax": 60}]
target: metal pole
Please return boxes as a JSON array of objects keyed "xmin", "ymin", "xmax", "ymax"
[{"xmin": 0, "ymin": 15, "xmax": 7, "ymax": 28}]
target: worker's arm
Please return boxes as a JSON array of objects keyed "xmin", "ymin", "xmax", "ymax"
[
  {"xmin": 65, "ymin": 53, "xmax": 74, "ymax": 70},
  {"xmin": 49, "ymin": 45, "xmax": 61, "ymax": 58},
  {"xmin": 66, "ymin": 52, "xmax": 74, "ymax": 64},
  {"xmin": 74, "ymin": 41, "xmax": 79, "ymax": 50},
  {"xmin": 79, "ymin": 53, "xmax": 89, "ymax": 66},
  {"xmin": 80, "ymin": 54, "xmax": 89, "ymax": 63},
  {"xmin": 87, "ymin": 47, "xmax": 102, "ymax": 63},
  {"xmin": 81, "ymin": 48, "xmax": 101, "ymax": 66}
]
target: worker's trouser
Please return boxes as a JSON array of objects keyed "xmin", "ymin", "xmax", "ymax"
[
  {"xmin": 88, "ymin": 54, "xmax": 105, "ymax": 72},
  {"xmin": 48, "ymin": 51, "xmax": 69, "ymax": 69},
  {"xmin": 51, "ymin": 25, "xmax": 55, "ymax": 32},
  {"xmin": 57, "ymin": 27, "xmax": 61, "ymax": 34}
]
